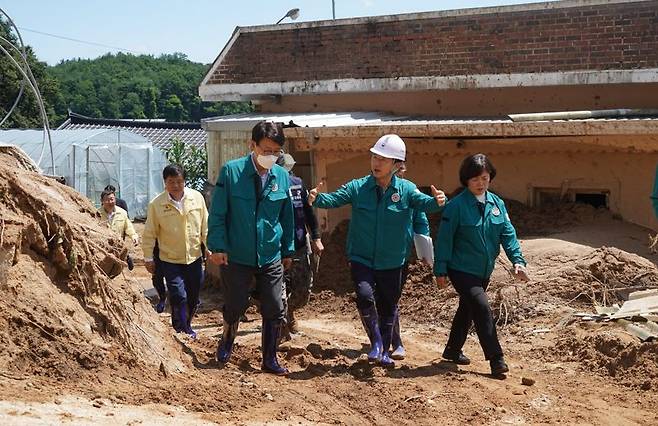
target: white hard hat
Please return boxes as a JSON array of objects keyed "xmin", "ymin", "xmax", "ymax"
[{"xmin": 369, "ymin": 134, "xmax": 406, "ymax": 161}]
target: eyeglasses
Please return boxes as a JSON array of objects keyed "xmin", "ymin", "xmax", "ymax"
[{"xmin": 254, "ymin": 145, "xmax": 281, "ymax": 156}]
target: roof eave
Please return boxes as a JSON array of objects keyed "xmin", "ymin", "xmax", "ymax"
[
  {"xmin": 282, "ymin": 120, "xmax": 658, "ymax": 139},
  {"xmin": 199, "ymin": 69, "xmax": 658, "ymax": 102}
]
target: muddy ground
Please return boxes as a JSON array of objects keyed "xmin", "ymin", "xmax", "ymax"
[{"xmin": 1, "ymin": 152, "xmax": 658, "ymax": 425}]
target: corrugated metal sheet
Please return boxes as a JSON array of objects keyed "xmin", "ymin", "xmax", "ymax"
[{"xmin": 203, "ymin": 111, "xmax": 658, "ymax": 131}]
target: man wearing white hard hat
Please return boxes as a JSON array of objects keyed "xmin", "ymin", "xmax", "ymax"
[{"xmin": 308, "ymin": 134, "xmax": 447, "ymax": 367}]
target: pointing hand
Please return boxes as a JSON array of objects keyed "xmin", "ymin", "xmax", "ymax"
[
  {"xmin": 430, "ymin": 185, "xmax": 446, "ymax": 206},
  {"xmin": 308, "ymin": 181, "xmax": 324, "ymax": 205}
]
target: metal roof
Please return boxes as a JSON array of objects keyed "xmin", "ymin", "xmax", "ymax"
[
  {"xmin": 58, "ymin": 112, "xmax": 207, "ymax": 151},
  {"xmin": 202, "ymin": 111, "xmax": 658, "ymax": 136}
]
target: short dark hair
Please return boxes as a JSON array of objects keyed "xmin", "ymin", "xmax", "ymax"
[
  {"xmin": 100, "ymin": 189, "xmax": 115, "ymax": 201},
  {"xmin": 459, "ymin": 153, "xmax": 497, "ymax": 186},
  {"xmin": 252, "ymin": 121, "xmax": 285, "ymax": 146},
  {"xmin": 104, "ymin": 184, "xmax": 116, "ymax": 192},
  {"xmin": 163, "ymin": 164, "xmax": 186, "ymax": 181}
]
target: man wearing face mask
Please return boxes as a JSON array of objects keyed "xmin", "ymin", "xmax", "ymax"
[
  {"xmin": 207, "ymin": 121, "xmax": 295, "ymax": 375},
  {"xmin": 308, "ymin": 134, "xmax": 447, "ymax": 367}
]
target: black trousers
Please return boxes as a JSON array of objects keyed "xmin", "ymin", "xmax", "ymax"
[
  {"xmin": 221, "ymin": 260, "xmax": 285, "ymax": 323},
  {"xmin": 445, "ymin": 268, "xmax": 503, "ymax": 360},
  {"xmin": 351, "ymin": 261, "xmax": 405, "ymax": 318}
]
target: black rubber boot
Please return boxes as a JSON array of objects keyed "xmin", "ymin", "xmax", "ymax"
[
  {"xmin": 261, "ymin": 319, "xmax": 289, "ymax": 375},
  {"xmin": 216, "ymin": 320, "xmax": 239, "ymax": 363}
]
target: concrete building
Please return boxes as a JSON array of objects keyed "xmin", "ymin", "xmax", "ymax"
[{"xmin": 199, "ymin": 0, "xmax": 658, "ymax": 231}]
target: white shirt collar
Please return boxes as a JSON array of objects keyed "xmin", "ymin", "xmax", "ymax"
[{"xmin": 168, "ymin": 188, "xmax": 187, "ymax": 212}]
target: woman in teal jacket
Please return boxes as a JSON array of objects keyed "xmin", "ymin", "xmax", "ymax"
[
  {"xmin": 309, "ymin": 134, "xmax": 446, "ymax": 366},
  {"xmin": 434, "ymin": 153, "xmax": 529, "ymax": 377}
]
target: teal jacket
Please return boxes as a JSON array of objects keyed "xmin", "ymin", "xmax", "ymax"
[
  {"xmin": 434, "ymin": 190, "xmax": 525, "ymax": 279},
  {"xmin": 652, "ymin": 165, "xmax": 658, "ymax": 219},
  {"xmin": 207, "ymin": 154, "xmax": 295, "ymax": 267},
  {"xmin": 315, "ymin": 174, "xmax": 443, "ymax": 270}
]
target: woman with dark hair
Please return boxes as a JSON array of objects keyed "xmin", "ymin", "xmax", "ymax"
[{"xmin": 434, "ymin": 153, "xmax": 529, "ymax": 378}]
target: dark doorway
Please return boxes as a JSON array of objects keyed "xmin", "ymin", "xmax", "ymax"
[{"xmin": 575, "ymin": 192, "xmax": 608, "ymax": 209}]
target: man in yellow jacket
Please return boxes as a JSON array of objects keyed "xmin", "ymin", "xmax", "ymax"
[
  {"xmin": 99, "ymin": 189, "xmax": 139, "ymax": 270},
  {"xmin": 142, "ymin": 164, "xmax": 208, "ymax": 338}
]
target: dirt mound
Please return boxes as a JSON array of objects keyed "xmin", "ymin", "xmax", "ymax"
[
  {"xmin": 0, "ymin": 151, "xmax": 184, "ymax": 380},
  {"xmin": 506, "ymin": 200, "xmax": 609, "ymax": 237},
  {"xmin": 544, "ymin": 246, "xmax": 658, "ymax": 304},
  {"xmin": 315, "ymin": 220, "xmax": 352, "ymax": 294},
  {"xmin": 552, "ymin": 328, "xmax": 658, "ymax": 390}
]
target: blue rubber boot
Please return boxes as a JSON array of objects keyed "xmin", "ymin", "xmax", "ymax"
[
  {"xmin": 390, "ymin": 307, "xmax": 405, "ymax": 360},
  {"xmin": 216, "ymin": 319, "xmax": 239, "ymax": 363},
  {"xmin": 155, "ymin": 297, "xmax": 167, "ymax": 314},
  {"xmin": 261, "ymin": 319, "xmax": 289, "ymax": 375},
  {"xmin": 177, "ymin": 301, "xmax": 197, "ymax": 339},
  {"xmin": 171, "ymin": 304, "xmax": 183, "ymax": 332},
  {"xmin": 379, "ymin": 315, "xmax": 395, "ymax": 367},
  {"xmin": 359, "ymin": 305, "xmax": 383, "ymax": 362}
]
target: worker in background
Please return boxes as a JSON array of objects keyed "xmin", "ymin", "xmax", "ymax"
[
  {"xmin": 99, "ymin": 189, "xmax": 139, "ymax": 270},
  {"xmin": 142, "ymin": 164, "xmax": 208, "ymax": 339},
  {"xmin": 434, "ymin": 153, "xmax": 529, "ymax": 378},
  {"xmin": 389, "ymin": 162, "xmax": 433, "ymax": 360},
  {"xmin": 104, "ymin": 184, "xmax": 128, "ymax": 215},
  {"xmin": 208, "ymin": 121, "xmax": 295, "ymax": 375},
  {"xmin": 276, "ymin": 152, "xmax": 323, "ymax": 344},
  {"xmin": 308, "ymin": 134, "xmax": 447, "ymax": 367}
]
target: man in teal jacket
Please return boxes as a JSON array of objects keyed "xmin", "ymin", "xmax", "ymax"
[
  {"xmin": 208, "ymin": 121, "xmax": 294, "ymax": 375},
  {"xmin": 434, "ymin": 153, "xmax": 528, "ymax": 378},
  {"xmin": 309, "ymin": 134, "xmax": 446, "ymax": 367}
]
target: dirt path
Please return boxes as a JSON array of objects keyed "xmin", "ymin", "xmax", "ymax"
[
  {"xmin": 2, "ymin": 304, "xmax": 656, "ymax": 425},
  {"xmin": 2, "ymin": 199, "xmax": 658, "ymax": 424}
]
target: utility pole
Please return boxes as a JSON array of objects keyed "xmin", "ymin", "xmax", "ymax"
[{"xmin": 332, "ymin": 0, "xmax": 336, "ymax": 19}]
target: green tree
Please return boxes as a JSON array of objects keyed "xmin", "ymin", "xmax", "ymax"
[
  {"xmin": 162, "ymin": 94, "xmax": 184, "ymax": 122},
  {"xmin": 0, "ymin": 18, "xmax": 64, "ymax": 128},
  {"xmin": 164, "ymin": 137, "xmax": 207, "ymax": 191},
  {"xmin": 47, "ymin": 52, "xmax": 253, "ymax": 125},
  {"xmin": 144, "ymin": 86, "xmax": 159, "ymax": 118}
]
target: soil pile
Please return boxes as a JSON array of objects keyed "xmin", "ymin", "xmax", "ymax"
[
  {"xmin": 553, "ymin": 329, "xmax": 658, "ymax": 390},
  {"xmin": 506, "ymin": 200, "xmax": 609, "ymax": 237},
  {"xmin": 0, "ymin": 151, "xmax": 184, "ymax": 380}
]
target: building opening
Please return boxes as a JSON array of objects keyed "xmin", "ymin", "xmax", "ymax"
[{"xmin": 575, "ymin": 192, "xmax": 608, "ymax": 209}]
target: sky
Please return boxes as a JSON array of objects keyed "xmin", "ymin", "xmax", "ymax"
[{"xmin": 2, "ymin": 0, "xmax": 538, "ymax": 65}]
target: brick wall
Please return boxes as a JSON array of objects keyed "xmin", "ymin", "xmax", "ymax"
[{"xmin": 208, "ymin": 1, "xmax": 658, "ymax": 85}]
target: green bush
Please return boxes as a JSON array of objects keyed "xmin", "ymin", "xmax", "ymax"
[{"xmin": 164, "ymin": 137, "xmax": 207, "ymax": 192}]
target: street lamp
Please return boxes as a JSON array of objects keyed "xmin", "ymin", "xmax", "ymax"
[{"xmin": 276, "ymin": 8, "xmax": 300, "ymax": 24}]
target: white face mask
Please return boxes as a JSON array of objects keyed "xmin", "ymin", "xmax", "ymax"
[{"xmin": 257, "ymin": 154, "xmax": 278, "ymax": 170}]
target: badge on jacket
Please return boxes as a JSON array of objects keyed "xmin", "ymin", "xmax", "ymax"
[
  {"xmin": 272, "ymin": 183, "xmax": 278, "ymax": 192},
  {"xmin": 391, "ymin": 193, "xmax": 400, "ymax": 203},
  {"xmin": 492, "ymin": 207, "xmax": 501, "ymax": 216}
]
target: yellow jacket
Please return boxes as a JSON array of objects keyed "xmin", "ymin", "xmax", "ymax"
[
  {"xmin": 141, "ymin": 188, "xmax": 208, "ymax": 265},
  {"xmin": 99, "ymin": 206, "xmax": 137, "ymax": 240}
]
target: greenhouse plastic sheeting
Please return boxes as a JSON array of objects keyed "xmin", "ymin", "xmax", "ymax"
[
  {"xmin": 0, "ymin": 129, "xmax": 167, "ymax": 218},
  {"xmin": 70, "ymin": 143, "xmax": 166, "ymax": 218}
]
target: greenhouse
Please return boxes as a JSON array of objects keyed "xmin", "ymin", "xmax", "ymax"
[{"xmin": 0, "ymin": 129, "xmax": 167, "ymax": 218}]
